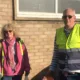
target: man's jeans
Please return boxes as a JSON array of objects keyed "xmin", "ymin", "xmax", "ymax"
[
  {"xmin": 67, "ymin": 73, "xmax": 80, "ymax": 80},
  {"xmin": 59, "ymin": 71, "xmax": 80, "ymax": 80}
]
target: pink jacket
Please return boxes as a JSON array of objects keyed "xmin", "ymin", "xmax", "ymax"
[{"xmin": 0, "ymin": 39, "xmax": 30, "ymax": 76}]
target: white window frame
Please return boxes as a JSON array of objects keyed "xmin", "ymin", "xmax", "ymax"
[{"xmin": 14, "ymin": 0, "xmax": 80, "ymax": 20}]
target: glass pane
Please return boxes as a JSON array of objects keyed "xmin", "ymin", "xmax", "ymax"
[
  {"xmin": 19, "ymin": 0, "xmax": 55, "ymax": 13},
  {"xmin": 58, "ymin": 0, "xmax": 80, "ymax": 14}
]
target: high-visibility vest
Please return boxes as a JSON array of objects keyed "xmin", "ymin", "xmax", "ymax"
[
  {"xmin": 0, "ymin": 38, "xmax": 23, "ymax": 76},
  {"xmin": 55, "ymin": 24, "xmax": 80, "ymax": 71},
  {"xmin": 56, "ymin": 24, "xmax": 80, "ymax": 49}
]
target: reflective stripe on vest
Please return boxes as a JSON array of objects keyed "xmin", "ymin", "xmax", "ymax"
[
  {"xmin": 59, "ymin": 59, "xmax": 80, "ymax": 64},
  {"xmin": 19, "ymin": 41, "xmax": 23, "ymax": 55},
  {"xmin": 68, "ymin": 59, "xmax": 80, "ymax": 64},
  {"xmin": 2, "ymin": 49, "xmax": 4, "ymax": 76}
]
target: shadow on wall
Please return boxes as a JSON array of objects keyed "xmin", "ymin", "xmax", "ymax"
[{"xmin": 31, "ymin": 66, "xmax": 49, "ymax": 80}]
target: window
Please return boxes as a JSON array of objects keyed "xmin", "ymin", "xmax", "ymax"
[{"xmin": 14, "ymin": 0, "xmax": 80, "ymax": 20}]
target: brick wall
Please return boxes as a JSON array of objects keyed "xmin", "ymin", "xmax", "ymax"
[{"xmin": 0, "ymin": 0, "xmax": 64, "ymax": 80}]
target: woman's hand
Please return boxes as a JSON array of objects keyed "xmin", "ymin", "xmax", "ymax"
[{"xmin": 24, "ymin": 76, "xmax": 28, "ymax": 80}]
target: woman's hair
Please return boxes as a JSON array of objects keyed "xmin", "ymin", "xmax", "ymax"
[{"xmin": 1, "ymin": 23, "xmax": 18, "ymax": 39}]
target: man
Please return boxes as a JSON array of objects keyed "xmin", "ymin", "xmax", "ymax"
[{"xmin": 43, "ymin": 8, "xmax": 80, "ymax": 80}]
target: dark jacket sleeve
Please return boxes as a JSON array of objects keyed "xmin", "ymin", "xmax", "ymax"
[
  {"xmin": 45, "ymin": 35, "xmax": 59, "ymax": 79},
  {"xmin": 22, "ymin": 43, "xmax": 31, "ymax": 76},
  {"xmin": 49, "ymin": 35, "xmax": 59, "ymax": 71}
]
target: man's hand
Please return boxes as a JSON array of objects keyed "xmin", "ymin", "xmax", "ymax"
[
  {"xmin": 63, "ymin": 71, "xmax": 68, "ymax": 77},
  {"xmin": 42, "ymin": 76, "xmax": 54, "ymax": 80}
]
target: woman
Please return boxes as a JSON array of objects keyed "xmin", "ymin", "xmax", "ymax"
[{"xmin": 0, "ymin": 23, "xmax": 30, "ymax": 80}]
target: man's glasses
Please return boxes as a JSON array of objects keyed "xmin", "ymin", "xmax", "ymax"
[
  {"xmin": 4, "ymin": 30, "xmax": 12, "ymax": 33},
  {"xmin": 62, "ymin": 15, "xmax": 73, "ymax": 19}
]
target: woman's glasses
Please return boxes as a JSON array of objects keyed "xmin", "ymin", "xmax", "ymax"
[
  {"xmin": 62, "ymin": 15, "xmax": 73, "ymax": 19},
  {"xmin": 4, "ymin": 30, "xmax": 12, "ymax": 33}
]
